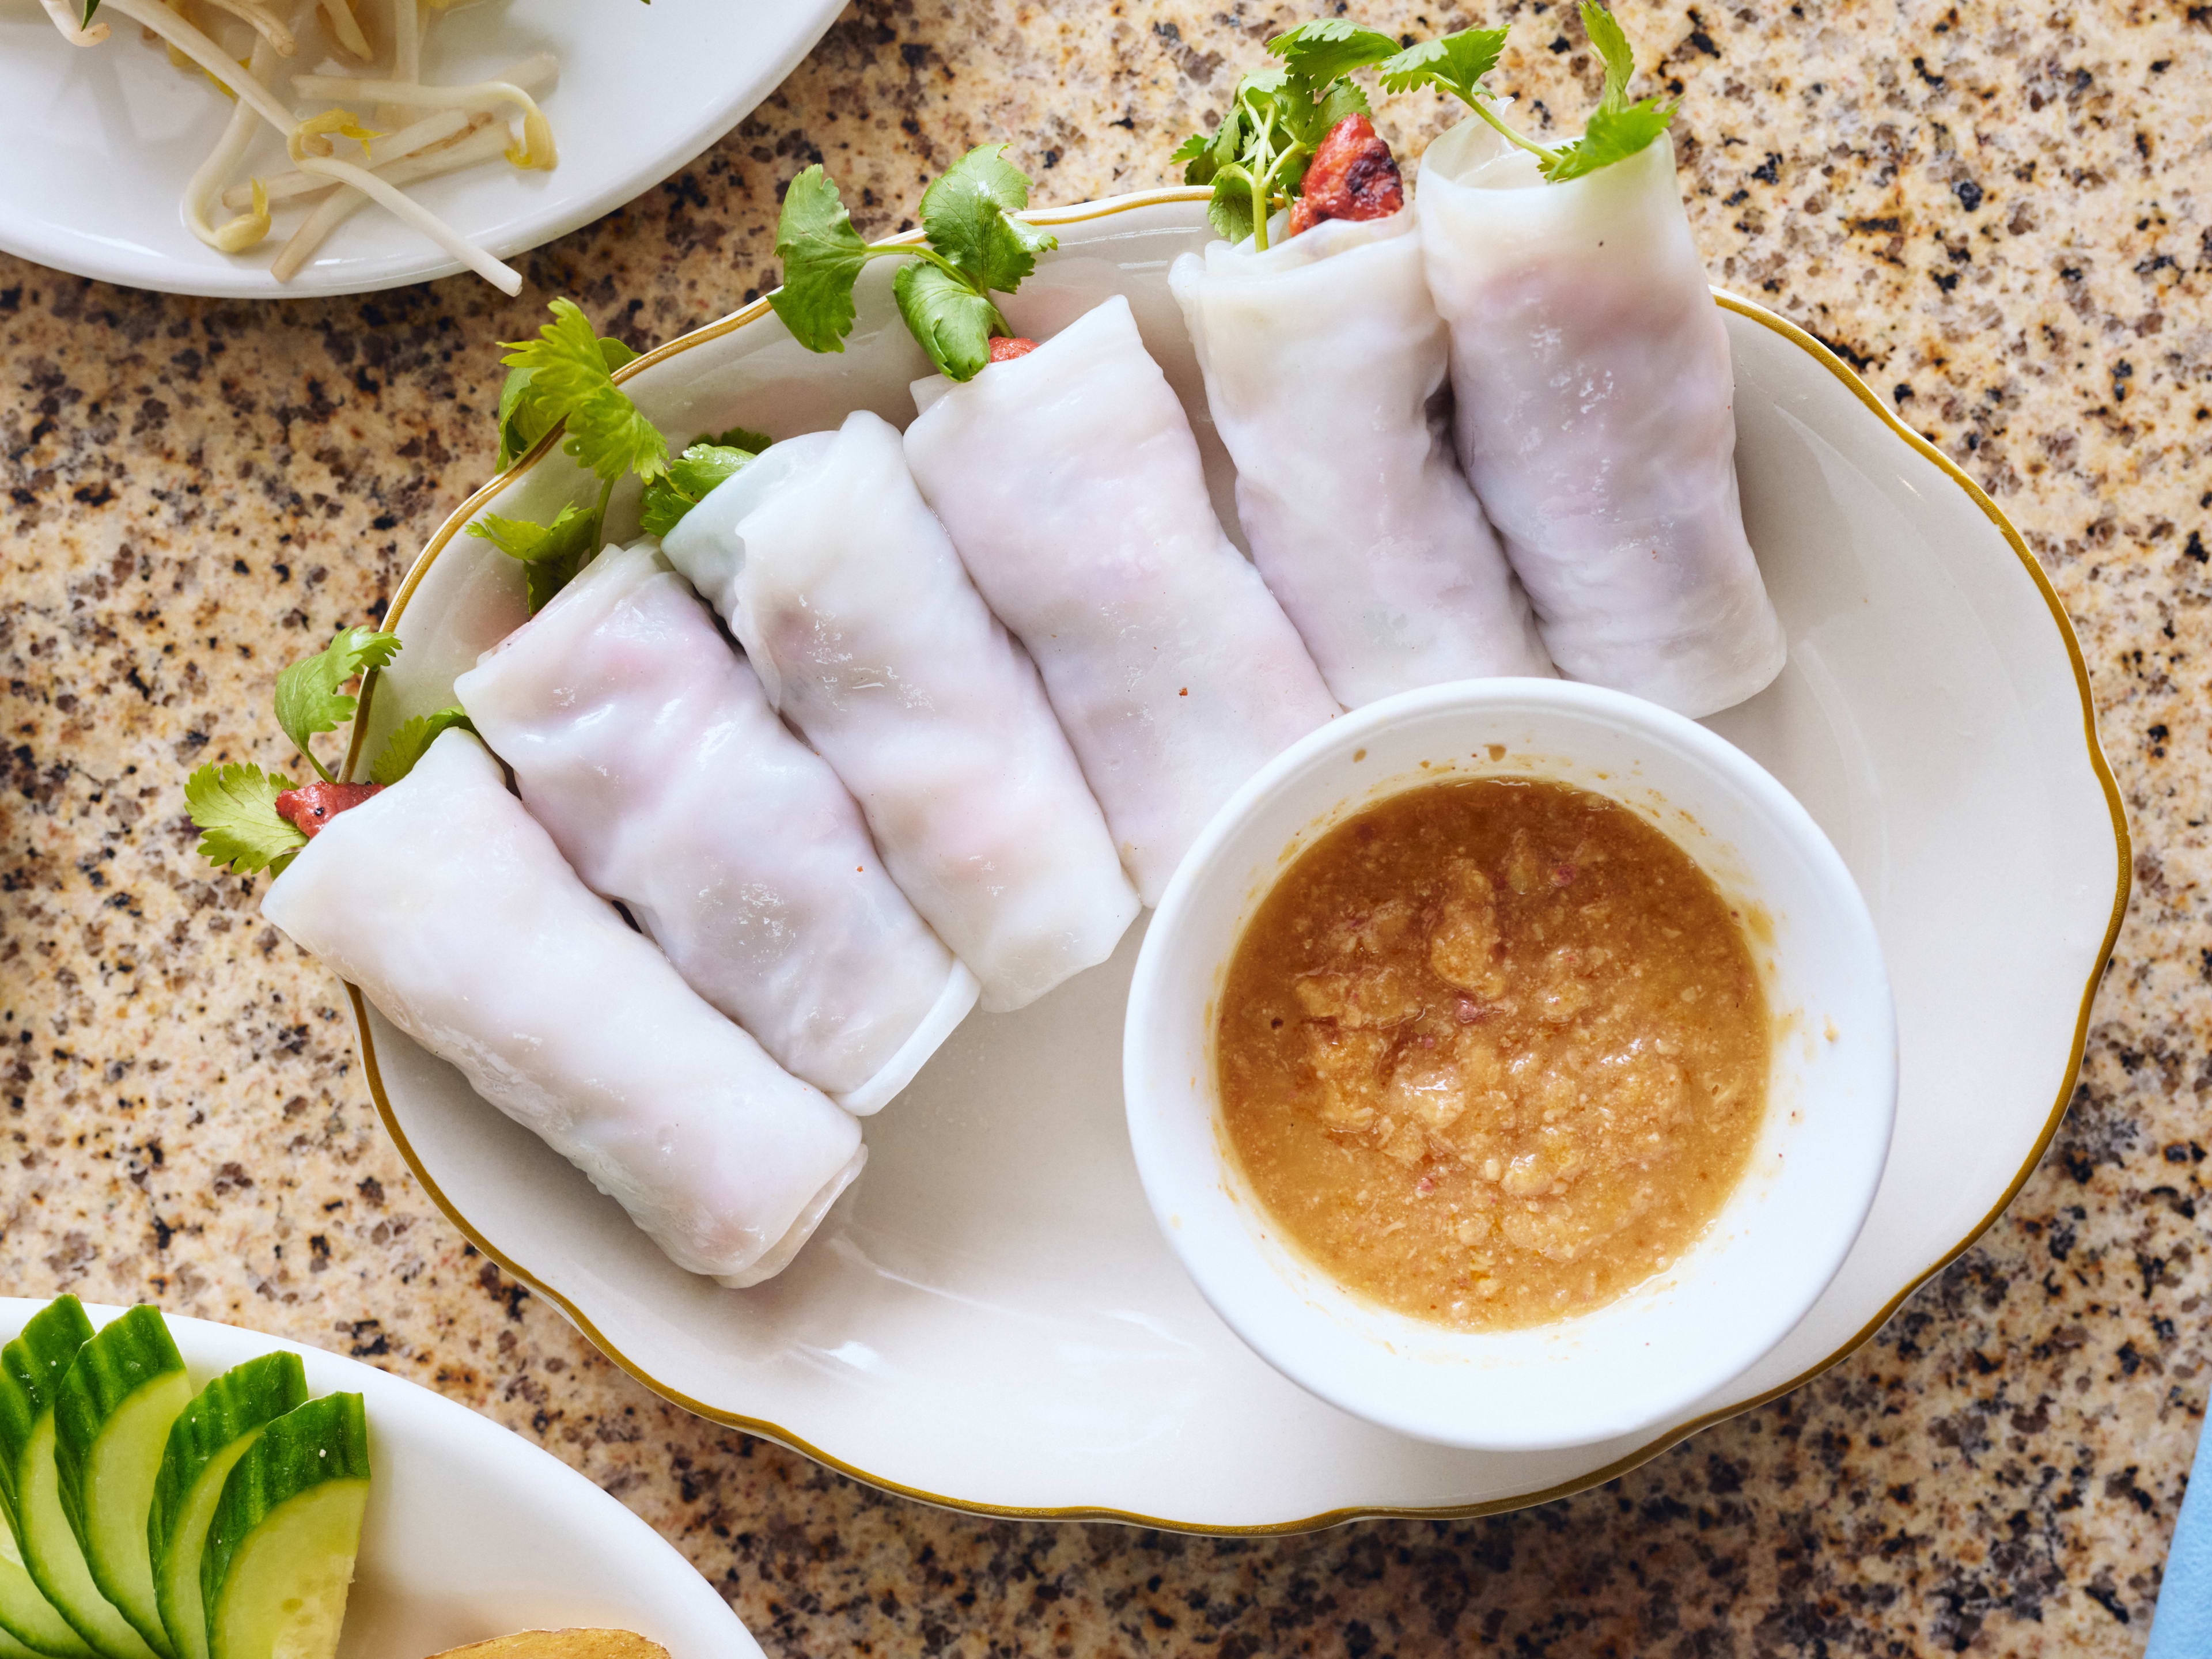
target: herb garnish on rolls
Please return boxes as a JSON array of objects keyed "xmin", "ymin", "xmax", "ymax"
[
  {"xmin": 1385, "ymin": 4, "xmax": 1787, "ymax": 717},
  {"xmin": 764, "ymin": 142, "xmax": 1341, "ymax": 903},
  {"xmin": 183, "ymin": 628, "xmax": 865, "ymax": 1289},
  {"xmin": 1169, "ymin": 21, "xmax": 1554, "ymax": 709}
]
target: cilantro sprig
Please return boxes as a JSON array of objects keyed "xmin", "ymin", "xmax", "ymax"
[
  {"xmin": 186, "ymin": 629, "xmax": 476, "ymax": 877},
  {"xmin": 497, "ymin": 325, "xmax": 638, "ymax": 471},
  {"xmin": 1173, "ymin": 21, "xmax": 1399, "ymax": 251},
  {"xmin": 637, "ymin": 428, "xmax": 770, "ymax": 538},
  {"xmin": 1378, "ymin": 2, "xmax": 1676, "ymax": 183},
  {"xmin": 768, "ymin": 143, "xmax": 1057, "ymax": 382},
  {"xmin": 476, "ymin": 302, "xmax": 771, "ymax": 610},
  {"xmin": 185, "ymin": 762, "xmax": 304, "ymax": 877},
  {"xmin": 273, "ymin": 624, "xmax": 397, "ymax": 782}
]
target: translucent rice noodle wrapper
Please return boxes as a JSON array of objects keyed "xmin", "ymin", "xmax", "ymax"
[
  {"xmin": 660, "ymin": 412, "xmax": 1138, "ymax": 1012},
  {"xmin": 1169, "ymin": 208, "xmax": 1554, "ymax": 707},
  {"xmin": 1414, "ymin": 123, "xmax": 1786, "ymax": 718},
  {"xmin": 260, "ymin": 729, "xmax": 865, "ymax": 1287},
  {"xmin": 903, "ymin": 296, "xmax": 1340, "ymax": 904},
  {"xmin": 453, "ymin": 539, "xmax": 976, "ymax": 1113}
]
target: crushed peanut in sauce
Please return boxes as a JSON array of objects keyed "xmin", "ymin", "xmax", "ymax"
[{"xmin": 1217, "ymin": 777, "xmax": 1770, "ymax": 1332}]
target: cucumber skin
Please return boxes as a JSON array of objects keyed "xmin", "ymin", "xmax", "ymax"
[
  {"xmin": 198, "ymin": 1397, "xmax": 369, "ymax": 1620},
  {"xmin": 146, "ymin": 1359, "xmax": 307, "ymax": 1659},
  {"xmin": 0, "ymin": 1302, "xmax": 101, "ymax": 1659},
  {"xmin": 18, "ymin": 1414, "xmax": 155, "ymax": 1659},
  {"xmin": 0, "ymin": 1522, "xmax": 93, "ymax": 1659},
  {"xmin": 0, "ymin": 1301, "xmax": 96, "ymax": 1528},
  {"xmin": 67, "ymin": 1383, "xmax": 190, "ymax": 1659},
  {"xmin": 52, "ymin": 1309, "xmax": 188, "ymax": 1659},
  {"xmin": 54, "ymin": 1307, "xmax": 184, "ymax": 1546}
]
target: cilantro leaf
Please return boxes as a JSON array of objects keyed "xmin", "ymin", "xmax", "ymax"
[
  {"xmin": 498, "ymin": 300, "xmax": 666, "ymax": 485},
  {"xmin": 1377, "ymin": 9, "xmax": 1669, "ymax": 183},
  {"xmin": 272, "ymin": 627, "xmax": 400, "ymax": 782},
  {"xmin": 638, "ymin": 442, "xmax": 762, "ymax": 537},
  {"xmin": 1377, "ymin": 26, "xmax": 1509, "ymax": 104},
  {"xmin": 465, "ymin": 505, "xmax": 597, "ymax": 565},
  {"xmin": 1174, "ymin": 107, "xmax": 1259, "ymax": 243},
  {"xmin": 465, "ymin": 503, "xmax": 601, "ymax": 613},
  {"xmin": 1541, "ymin": 5, "xmax": 1674, "ymax": 180},
  {"xmin": 185, "ymin": 762, "xmax": 307, "ymax": 877},
  {"xmin": 774, "ymin": 149, "xmax": 1051, "ymax": 381},
  {"xmin": 1266, "ymin": 19, "xmax": 1399, "ymax": 88},
  {"xmin": 370, "ymin": 707, "xmax": 476, "ymax": 787},
  {"xmin": 919, "ymin": 143, "xmax": 1057, "ymax": 296},
  {"xmin": 1544, "ymin": 97, "xmax": 1675, "ymax": 181},
  {"xmin": 495, "ymin": 334, "xmax": 636, "ymax": 472},
  {"xmin": 704, "ymin": 425, "xmax": 774, "ymax": 454},
  {"xmin": 1200, "ymin": 177, "xmax": 1257, "ymax": 247},
  {"xmin": 768, "ymin": 165, "xmax": 874, "ymax": 355},
  {"xmin": 893, "ymin": 262, "xmax": 1002, "ymax": 382},
  {"xmin": 1177, "ymin": 56, "xmax": 1373, "ymax": 251},
  {"xmin": 1580, "ymin": 0, "xmax": 1637, "ymax": 108},
  {"xmin": 1314, "ymin": 77, "xmax": 1373, "ymax": 136}
]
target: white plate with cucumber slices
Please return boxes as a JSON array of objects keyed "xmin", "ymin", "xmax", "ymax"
[{"xmin": 0, "ymin": 1298, "xmax": 757, "ymax": 1659}]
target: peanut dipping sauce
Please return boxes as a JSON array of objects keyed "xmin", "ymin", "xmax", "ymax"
[{"xmin": 1215, "ymin": 776, "xmax": 1770, "ymax": 1332}]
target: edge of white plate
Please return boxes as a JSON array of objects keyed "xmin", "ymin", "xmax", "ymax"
[{"xmin": 339, "ymin": 190, "xmax": 2133, "ymax": 1535}]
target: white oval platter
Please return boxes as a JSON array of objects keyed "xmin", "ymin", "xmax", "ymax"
[
  {"xmin": 0, "ymin": 1298, "xmax": 760, "ymax": 1656},
  {"xmin": 0, "ymin": 0, "xmax": 841, "ymax": 298},
  {"xmin": 342, "ymin": 191, "xmax": 2128, "ymax": 1532}
]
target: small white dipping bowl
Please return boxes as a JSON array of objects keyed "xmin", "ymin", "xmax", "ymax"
[{"xmin": 1124, "ymin": 679, "xmax": 1897, "ymax": 1452}]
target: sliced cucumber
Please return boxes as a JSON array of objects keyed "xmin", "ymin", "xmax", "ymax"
[
  {"xmin": 0, "ymin": 1301, "xmax": 97, "ymax": 1659},
  {"xmin": 146, "ymin": 1358, "xmax": 306, "ymax": 1659},
  {"xmin": 2, "ymin": 1301, "xmax": 156, "ymax": 1659},
  {"xmin": 202, "ymin": 1396, "xmax": 369, "ymax": 1659},
  {"xmin": 0, "ymin": 1510, "xmax": 91, "ymax": 1659},
  {"xmin": 54, "ymin": 1307, "xmax": 190, "ymax": 1659}
]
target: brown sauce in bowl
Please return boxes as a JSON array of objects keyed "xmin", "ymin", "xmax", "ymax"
[{"xmin": 1215, "ymin": 777, "xmax": 1770, "ymax": 1332}]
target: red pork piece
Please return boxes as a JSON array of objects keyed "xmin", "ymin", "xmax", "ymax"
[
  {"xmin": 988, "ymin": 335, "xmax": 1039, "ymax": 362},
  {"xmin": 1287, "ymin": 114, "xmax": 1405, "ymax": 238},
  {"xmin": 276, "ymin": 780, "xmax": 382, "ymax": 838}
]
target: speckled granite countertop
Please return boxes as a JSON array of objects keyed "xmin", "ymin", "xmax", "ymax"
[{"xmin": 0, "ymin": 1, "xmax": 2203, "ymax": 1652}]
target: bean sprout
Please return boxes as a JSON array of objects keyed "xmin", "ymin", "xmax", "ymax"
[
  {"xmin": 224, "ymin": 55, "xmax": 555, "ymax": 209},
  {"xmin": 40, "ymin": 0, "xmax": 563, "ymax": 289},
  {"xmin": 386, "ymin": 0, "xmax": 419, "ymax": 123},
  {"xmin": 191, "ymin": 0, "xmax": 297, "ymax": 56},
  {"xmin": 274, "ymin": 119, "xmax": 513, "ymax": 280},
  {"xmin": 38, "ymin": 0, "xmax": 111, "ymax": 47},
  {"xmin": 291, "ymin": 74, "xmax": 558, "ymax": 169},
  {"xmin": 318, "ymin": 0, "xmax": 368, "ymax": 58},
  {"xmin": 184, "ymin": 3, "xmax": 289, "ymax": 251},
  {"xmin": 290, "ymin": 110, "xmax": 523, "ymax": 293}
]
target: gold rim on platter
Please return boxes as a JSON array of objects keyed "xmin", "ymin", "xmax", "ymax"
[{"xmin": 340, "ymin": 188, "xmax": 2132, "ymax": 1535}]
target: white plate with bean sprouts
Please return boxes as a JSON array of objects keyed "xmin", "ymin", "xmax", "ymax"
[{"xmin": 0, "ymin": 0, "xmax": 841, "ymax": 297}]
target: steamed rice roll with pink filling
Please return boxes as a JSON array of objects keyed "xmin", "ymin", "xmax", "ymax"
[
  {"xmin": 658, "ymin": 412, "xmax": 1139, "ymax": 1012},
  {"xmin": 763, "ymin": 149, "xmax": 1338, "ymax": 904},
  {"xmin": 1169, "ymin": 105, "xmax": 1552, "ymax": 705},
  {"xmin": 255, "ymin": 729, "xmax": 865, "ymax": 1287},
  {"xmin": 453, "ymin": 539, "xmax": 976, "ymax": 1112},
  {"xmin": 903, "ymin": 296, "xmax": 1340, "ymax": 903},
  {"xmin": 1385, "ymin": 6, "xmax": 1785, "ymax": 717}
]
